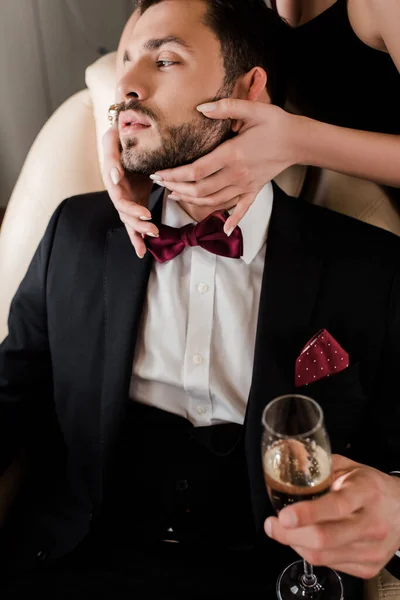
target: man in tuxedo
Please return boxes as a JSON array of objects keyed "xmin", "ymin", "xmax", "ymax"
[{"xmin": 1, "ymin": 0, "xmax": 400, "ymax": 597}]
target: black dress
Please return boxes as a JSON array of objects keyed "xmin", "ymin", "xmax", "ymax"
[{"xmin": 286, "ymin": 0, "xmax": 400, "ymax": 204}]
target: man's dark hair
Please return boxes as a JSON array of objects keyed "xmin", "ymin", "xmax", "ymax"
[{"xmin": 135, "ymin": 0, "xmax": 291, "ymax": 107}]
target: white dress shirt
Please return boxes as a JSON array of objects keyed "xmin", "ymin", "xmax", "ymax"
[{"xmin": 129, "ymin": 183, "xmax": 274, "ymax": 426}]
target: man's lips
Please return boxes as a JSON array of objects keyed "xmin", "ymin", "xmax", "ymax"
[{"xmin": 119, "ymin": 110, "xmax": 152, "ymax": 133}]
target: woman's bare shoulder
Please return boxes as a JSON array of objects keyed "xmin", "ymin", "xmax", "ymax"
[
  {"xmin": 347, "ymin": 0, "xmax": 388, "ymax": 53},
  {"xmin": 275, "ymin": 0, "xmax": 395, "ymax": 58}
]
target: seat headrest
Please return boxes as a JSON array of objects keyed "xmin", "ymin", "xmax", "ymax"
[{"xmin": 85, "ymin": 52, "xmax": 117, "ymax": 175}]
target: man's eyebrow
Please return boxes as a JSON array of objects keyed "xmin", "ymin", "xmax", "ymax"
[
  {"xmin": 143, "ymin": 36, "xmax": 194, "ymax": 53},
  {"xmin": 123, "ymin": 36, "xmax": 193, "ymax": 63}
]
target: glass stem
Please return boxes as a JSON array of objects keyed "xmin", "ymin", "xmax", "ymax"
[{"xmin": 301, "ymin": 560, "xmax": 318, "ymax": 588}]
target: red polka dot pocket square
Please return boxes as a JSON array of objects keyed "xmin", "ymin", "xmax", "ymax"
[{"xmin": 295, "ymin": 329, "xmax": 350, "ymax": 387}]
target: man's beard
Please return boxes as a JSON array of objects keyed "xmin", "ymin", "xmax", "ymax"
[{"xmin": 118, "ymin": 86, "xmax": 234, "ymax": 175}]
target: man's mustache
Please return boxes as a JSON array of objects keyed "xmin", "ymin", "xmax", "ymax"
[{"xmin": 116, "ymin": 100, "xmax": 159, "ymax": 125}]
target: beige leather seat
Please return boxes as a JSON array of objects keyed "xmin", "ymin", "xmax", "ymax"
[
  {"xmin": 0, "ymin": 53, "xmax": 116, "ymax": 344},
  {"xmin": 0, "ymin": 51, "xmax": 399, "ymax": 598}
]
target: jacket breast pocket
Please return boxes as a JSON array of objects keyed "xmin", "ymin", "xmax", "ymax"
[{"xmin": 296, "ymin": 363, "xmax": 366, "ymax": 454}]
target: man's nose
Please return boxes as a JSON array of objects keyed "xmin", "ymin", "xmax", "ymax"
[{"xmin": 117, "ymin": 70, "xmax": 148, "ymax": 103}]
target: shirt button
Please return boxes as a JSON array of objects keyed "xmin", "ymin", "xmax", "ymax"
[
  {"xmin": 192, "ymin": 354, "xmax": 204, "ymax": 365},
  {"xmin": 196, "ymin": 406, "xmax": 207, "ymax": 415},
  {"xmin": 36, "ymin": 550, "xmax": 49, "ymax": 561},
  {"xmin": 176, "ymin": 480, "xmax": 188, "ymax": 492},
  {"xmin": 197, "ymin": 283, "xmax": 209, "ymax": 294}
]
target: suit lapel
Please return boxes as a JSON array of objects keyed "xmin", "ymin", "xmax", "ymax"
[
  {"xmin": 99, "ymin": 187, "xmax": 163, "ymax": 487},
  {"xmin": 245, "ymin": 183, "xmax": 324, "ymax": 528}
]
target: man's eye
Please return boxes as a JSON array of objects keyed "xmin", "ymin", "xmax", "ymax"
[{"xmin": 157, "ymin": 60, "xmax": 177, "ymax": 68}]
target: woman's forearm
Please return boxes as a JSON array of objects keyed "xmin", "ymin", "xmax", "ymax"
[{"xmin": 295, "ymin": 115, "xmax": 400, "ymax": 188}]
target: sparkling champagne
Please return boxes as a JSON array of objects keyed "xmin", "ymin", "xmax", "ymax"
[{"xmin": 263, "ymin": 438, "xmax": 331, "ymax": 513}]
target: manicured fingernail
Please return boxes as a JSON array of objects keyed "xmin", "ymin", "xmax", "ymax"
[
  {"xmin": 225, "ymin": 227, "xmax": 234, "ymax": 238},
  {"xmin": 168, "ymin": 194, "xmax": 180, "ymax": 201},
  {"xmin": 111, "ymin": 167, "xmax": 121, "ymax": 185},
  {"xmin": 139, "ymin": 216, "xmax": 152, "ymax": 221},
  {"xmin": 136, "ymin": 251, "xmax": 145, "ymax": 259},
  {"xmin": 157, "ymin": 182, "xmax": 166, "ymax": 188},
  {"xmin": 150, "ymin": 174, "xmax": 163, "ymax": 182},
  {"xmin": 197, "ymin": 102, "xmax": 217, "ymax": 113},
  {"xmin": 146, "ymin": 232, "xmax": 159, "ymax": 238},
  {"xmin": 280, "ymin": 510, "xmax": 297, "ymax": 528},
  {"xmin": 265, "ymin": 519, "xmax": 272, "ymax": 537}
]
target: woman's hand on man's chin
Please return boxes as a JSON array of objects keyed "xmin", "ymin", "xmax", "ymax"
[
  {"xmin": 153, "ymin": 100, "xmax": 300, "ymax": 235},
  {"xmin": 103, "ymin": 100, "xmax": 302, "ymax": 250},
  {"xmin": 102, "ymin": 124, "xmax": 158, "ymax": 259}
]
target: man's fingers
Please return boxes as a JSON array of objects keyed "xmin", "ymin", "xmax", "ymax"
[
  {"xmin": 291, "ymin": 546, "xmax": 382, "ymax": 580},
  {"xmin": 278, "ymin": 472, "xmax": 374, "ymax": 528},
  {"xmin": 196, "ymin": 98, "xmax": 265, "ymax": 123},
  {"xmin": 331, "ymin": 454, "xmax": 361, "ymax": 479},
  {"xmin": 266, "ymin": 512, "xmax": 385, "ymax": 552},
  {"xmin": 328, "ymin": 562, "xmax": 381, "ymax": 580},
  {"xmin": 223, "ymin": 195, "xmax": 255, "ymax": 234},
  {"xmin": 292, "ymin": 545, "xmax": 386, "ymax": 571}
]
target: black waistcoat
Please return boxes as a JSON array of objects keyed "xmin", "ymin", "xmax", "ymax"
[{"xmin": 100, "ymin": 401, "xmax": 255, "ymax": 549}]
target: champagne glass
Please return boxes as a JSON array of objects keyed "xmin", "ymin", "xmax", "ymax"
[{"xmin": 261, "ymin": 394, "xmax": 344, "ymax": 599}]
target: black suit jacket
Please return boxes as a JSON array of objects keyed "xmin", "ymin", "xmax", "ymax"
[{"xmin": 1, "ymin": 183, "xmax": 400, "ymax": 584}]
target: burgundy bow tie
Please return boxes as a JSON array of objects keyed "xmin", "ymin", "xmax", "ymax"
[{"xmin": 146, "ymin": 211, "xmax": 243, "ymax": 263}]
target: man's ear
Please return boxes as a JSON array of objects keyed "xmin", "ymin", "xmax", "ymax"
[{"xmin": 231, "ymin": 67, "xmax": 269, "ymax": 132}]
